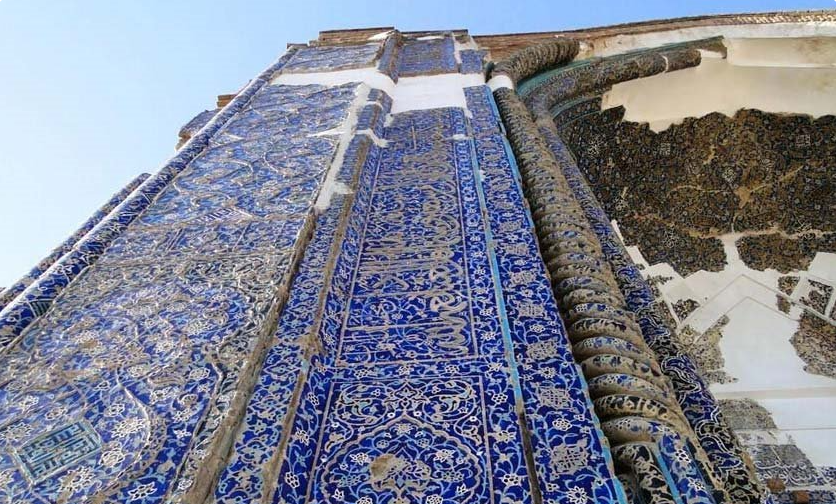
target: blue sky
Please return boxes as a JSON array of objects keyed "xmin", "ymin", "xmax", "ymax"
[{"xmin": 0, "ymin": 0, "xmax": 831, "ymax": 288}]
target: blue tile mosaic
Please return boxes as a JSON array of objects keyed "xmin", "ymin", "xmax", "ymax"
[
  {"xmin": 0, "ymin": 47, "xmax": 366, "ymax": 503},
  {"xmin": 212, "ymin": 199, "xmax": 344, "ymax": 504},
  {"xmin": 257, "ymin": 84, "xmax": 630, "ymax": 504},
  {"xmin": 276, "ymin": 359, "xmax": 534, "ymax": 504},
  {"xmin": 212, "ymin": 89, "xmax": 392, "ymax": 504},
  {"xmin": 377, "ymin": 34, "xmax": 401, "ymax": 80},
  {"xmin": 283, "ymin": 43, "xmax": 382, "ymax": 73},
  {"xmin": 396, "ymin": 35, "xmax": 457, "ymax": 77},
  {"xmin": 459, "ymin": 49, "xmax": 486, "ymax": 74},
  {"xmin": 270, "ymin": 104, "xmax": 547, "ymax": 504}
]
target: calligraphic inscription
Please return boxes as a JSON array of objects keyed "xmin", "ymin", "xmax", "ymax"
[
  {"xmin": 17, "ymin": 421, "xmax": 100, "ymax": 482},
  {"xmin": 330, "ymin": 108, "xmax": 503, "ymax": 365}
]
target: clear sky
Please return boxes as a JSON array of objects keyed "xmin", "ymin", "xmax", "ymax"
[{"xmin": 0, "ymin": 0, "xmax": 831, "ymax": 288}]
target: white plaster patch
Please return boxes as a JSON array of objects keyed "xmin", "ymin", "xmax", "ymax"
[
  {"xmin": 368, "ymin": 30, "xmax": 393, "ymax": 41},
  {"xmin": 313, "ymin": 84, "xmax": 372, "ymax": 211},
  {"xmin": 602, "ymin": 36, "xmax": 836, "ymax": 131},
  {"xmin": 487, "ymin": 75, "xmax": 514, "ymax": 91},
  {"xmin": 273, "ymin": 68, "xmax": 396, "ymax": 97},
  {"xmin": 389, "ymin": 74, "xmax": 485, "ymax": 113},
  {"xmin": 629, "ymin": 228, "xmax": 836, "ymax": 467},
  {"xmin": 808, "ymin": 252, "xmax": 836, "ymax": 284},
  {"xmin": 759, "ymin": 396, "xmax": 836, "ymax": 467},
  {"xmin": 582, "ymin": 22, "xmax": 836, "ymax": 59}
]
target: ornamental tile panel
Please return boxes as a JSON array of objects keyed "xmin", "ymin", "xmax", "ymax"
[
  {"xmin": 213, "ymin": 89, "xmax": 392, "ymax": 504},
  {"xmin": 283, "ymin": 44, "xmax": 382, "ymax": 73},
  {"xmin": 0, "ymin": 75, "xmax": 363, "ymax": 503},
  {"xmin": 459, "ymin": 50, "xmax": 486, "ymax": 74},
  {"xmin": 396, "ymin": 35, "xmax": 457, "ymax": 77},
  {"xmin": 276, "ymin": 358, "xmax": 533, "ymax": 504}
]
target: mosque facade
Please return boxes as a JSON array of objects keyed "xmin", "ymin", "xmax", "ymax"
[{"xmin": 1, "ymin": 10, "xmax": 835, "ymax": 504}]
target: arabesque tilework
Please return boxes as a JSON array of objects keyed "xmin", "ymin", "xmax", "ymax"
[
  {"xmin": 0, "ymin": 44, "xmax": 367, "ymax": 502},
  {"xmin": 396, "ymin": 35, "xmax": 457, "ymax": 77},
  {"xmin": 212, "ymin": 88, "xmax": 392, "ymax": 504},
  {"xmin": 269, "ymin": 83, "xmax": 625, "ymax": 503},
  {"xmin": 6, "ymin": 21, "xmax": 829, "ymax": 504},
  {"xmin": 284, "ymin": 44, "xmax": 382, "ymax": 73}
]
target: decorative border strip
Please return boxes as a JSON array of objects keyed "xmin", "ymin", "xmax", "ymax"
[{"xmin": 466, "ymin": 85, "xmax": 626, "ymax": 504}]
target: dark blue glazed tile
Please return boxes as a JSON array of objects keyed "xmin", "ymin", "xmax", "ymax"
[
  {"xmin": 459, "ymin": 49, "xmax": 486, "ymax": 74},
  {"xmin": 397, "ymin": 35, "xmax": 457, "ymax": 77},
  {"xmin": 284, "ymin": 44, "xmax": 381, "ymax": 73},
  {"xmin": 274, "ymin": 358, "xmax": 534, "ymax": 504}
]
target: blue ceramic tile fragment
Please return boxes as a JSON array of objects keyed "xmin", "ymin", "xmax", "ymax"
[
  {"xmin": 284, "ymin": 44, "xmax": 382, "ymax": 73},
  {"xmin": 396, "ymin": 34, "xmax": 457, "ymax": 77},
  {"xmin": 459, "ymin": 49, "xmax": 486, "ymax": 74}
]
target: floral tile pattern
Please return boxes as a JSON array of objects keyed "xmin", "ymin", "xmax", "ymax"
[
  {"xmin": 465, "ymin": 85, "xmax": 623, "ymax": 504},
  {"xmin": 269, "ymin": 84, "xmax": 624, "ymax": 504},
  {"xmin": 0, "ymin": 48, "xmax": 363, "ymax": 503},
  {"xmin": 459, "ymin": 50, "xmax": 486, "ymax": 74},
  {"xmin": 212, "ymin": 88, "xmax": 392, "ymax": 504}
]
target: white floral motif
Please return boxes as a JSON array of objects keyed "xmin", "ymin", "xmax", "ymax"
[
  {"xmin": 128, "ymin": 482, "xmax": 156, "ymax": 500},
  {"xmin": 59, "ymin": 466, "xmax": 95, "ymax": 494},
  {"xmin": 45, "ymin": 405, "xmax": 68, "ymax": 421},
  {"xmin": 350, "ymin": 452, "xmax": 370, "ymax": 465},
  {"xmin": 673, "ymin": 447, "xmax": 692, "ymax": 466},
  {"xmin": 433, "ymin": 449, "xmax": 454, "ymax": 462},
  {"xmin": 183, "ymin": 319, "xmax": 211, "ymax": 337},
  {"xmin": 101, "ymin": 446, "xmax": 126, "ymax": 468},
  {"xmin": 292, "ymin": 429, "xmax": 310, "ymax": 444},
  {"xmin": 0, "ymin": 422, "xmax": 32, "ymax": 443},
  {"xmin": 492, "ymin": 428, "xmax": 516, "ymax": 443},
  {"xmin": 188, "ymin": 367, "xmax": 210, "ymax": 381},
  {"xmin": 284, "ymin": 472, "xmax": 300, "ymax": 489},
  {"xmin": 394, "ymin": 423, "xmax": 413, "ymax": 435},
  {"xmin": 552, "ymin": 417, "xmax": 572, "ymax": 430},
  {"xmin": 19, "ymin": 396, "xmax": 38, "ymax": 410},
  {"xmin": 567, "ymin": 486, "xmax": 589, "ymax": 504},
  {"xmin": 114, "ymin": 417, "xmax": 148, "ymax": 438},
  {"xmin": 0, "ymin": 469, "xmax": 13, "ymax": 488},
  {"xmin": 500, "ymin": 472, "xmax": 524, "ymax": 486}
]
